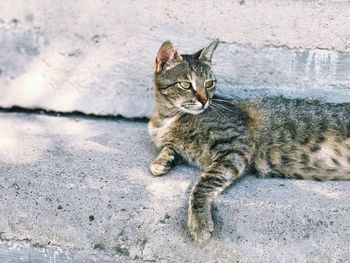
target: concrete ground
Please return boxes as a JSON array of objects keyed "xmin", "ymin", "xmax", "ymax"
[{"xmin": 0, "ymin": 111, "xmax": 349, "ymax": 263}]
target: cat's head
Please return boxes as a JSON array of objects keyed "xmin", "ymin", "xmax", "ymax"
[{"xmin": 153, "ymin": 40, "xmax": 219, "ymax": 115}]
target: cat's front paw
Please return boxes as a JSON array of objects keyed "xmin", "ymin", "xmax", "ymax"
[
  {"xmin": 188, "ymin": 209, "xmax": 214, "ymax": 243},
  {"xmin": 150, "ymin": 161, "xmax": 171, "ymax": 176}
]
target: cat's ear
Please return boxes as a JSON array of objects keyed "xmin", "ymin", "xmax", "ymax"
[
  {"xmin": 155, "ymin": 41, "xmax": 183, "ymax": 73},
  {"xmin": 193, "ymin": 39, "xmax": 219, "ymax": 64}
]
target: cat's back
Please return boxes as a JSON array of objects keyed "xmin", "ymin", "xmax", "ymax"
[
  {"xmin": 240, "ymin": 97, "xmax": 350, "ymax": 139},
  {"xmin": 236, "ymin": 97, "xmax": 350, "ymax": 179}
]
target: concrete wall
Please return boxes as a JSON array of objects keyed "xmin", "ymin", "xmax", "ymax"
[{"xmin": 0, "ymin": 0, "xmax": 349, "ymax": 118}]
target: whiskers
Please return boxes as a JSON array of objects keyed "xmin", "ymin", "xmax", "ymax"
[
  {"xmin": 210, "ymin": 103, "xmax": 227, "ymax": 120},
  {"xmin": 161, "ymin": 108, "xmax": 186, "ymax": 119},
  {"xmin": 209, "ymin": 98, "xmax": 235, "ymax": 120},
  {"xmin": 211, "ymin": 98, "xmax": 233, "ymax": 104},
  {"xmin": 161, "ymin": 98, "xmax": 235, "ymax": 120}
]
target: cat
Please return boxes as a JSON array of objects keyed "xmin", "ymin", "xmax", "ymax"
[{"xmin": 148, "ymin": 39, "xmax": 350, "ymax": 242}]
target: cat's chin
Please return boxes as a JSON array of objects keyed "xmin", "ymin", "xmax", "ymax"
[{"xmin": 179, "ymin": 108, "xmax": 205, "ymax": 115}]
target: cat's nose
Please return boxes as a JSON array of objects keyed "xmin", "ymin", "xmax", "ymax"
[{"xmin": 196, "ymin": 92, "xmax": 208, "ymax": 108}]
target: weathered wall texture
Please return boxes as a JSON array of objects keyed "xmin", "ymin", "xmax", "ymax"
[{"xmin": 0, "ymin": 0, "xmax": 350, "ymax": 118}]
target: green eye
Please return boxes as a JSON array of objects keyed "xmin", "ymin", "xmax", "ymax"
[
  {"xmin": 179, "ymin": 82, "xmax": 192, "ymax": 90},
  {"xmin": 205, "ymin": 80, "xmax": 215, "ymax": 89}
]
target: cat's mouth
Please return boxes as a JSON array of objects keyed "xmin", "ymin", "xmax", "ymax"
[{"xmin": 179, "ymin": 101, "xmax": 210, "ymax": 115}]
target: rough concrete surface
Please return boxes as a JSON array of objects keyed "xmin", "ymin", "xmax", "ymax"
[
  {"xmin": 0, "ymin": 112, "xmax": 349, "ymax": 262},
  {"xmin": 1, "ymin": 1, "xmax": 350, "ymax": 117}
]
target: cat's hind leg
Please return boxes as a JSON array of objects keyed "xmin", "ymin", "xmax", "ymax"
[{"xmin": 150, "ymin": 146, "xmax": 179, "ymax": 176}]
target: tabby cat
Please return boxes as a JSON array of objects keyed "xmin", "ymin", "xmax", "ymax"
[{"xmin": 148, "ymin": 39, "xmax": 350, "ymax": 242}]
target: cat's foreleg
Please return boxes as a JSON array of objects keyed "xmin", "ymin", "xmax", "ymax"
[
  {"xmin": 150, "ymin": 146, "xmax": 178, "ymax": 176},
  {"xmin": 188, "ymin": 154, "xmax": 247, "ymax": 242}
]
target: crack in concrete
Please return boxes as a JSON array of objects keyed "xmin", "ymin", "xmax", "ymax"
[{"xmin": 0, "ymin": 106, "xmax": 149, "ymax": 122}]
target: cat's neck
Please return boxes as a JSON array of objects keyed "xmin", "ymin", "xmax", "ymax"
[{"xmin": 156, "ymin": 106, "xmax": 181, "ymax": 119}]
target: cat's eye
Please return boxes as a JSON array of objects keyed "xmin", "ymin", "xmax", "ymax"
[
  {"xmin": 205, "ymin": 80, "xmax": 215, "ymax": 89},
  {"xmin": 179, "ymin": 82, "xmax": 192, "ymax": 90}
]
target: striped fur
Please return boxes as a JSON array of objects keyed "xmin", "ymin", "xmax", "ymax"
[{"xmin": 149, "ymin": 40, "xmax": 350, "ymax": 242}]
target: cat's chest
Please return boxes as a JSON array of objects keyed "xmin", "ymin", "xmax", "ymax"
[{"xmin": 148, "ymin": 115, "xmax": 179, "ymax": 147}]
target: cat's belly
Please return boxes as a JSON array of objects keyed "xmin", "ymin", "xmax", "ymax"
[
  {"xmin": 308, "ymin": 138, "xmax": 350, "ymax": 173},
  {"xmin": 176, "ymin": 144, "xmax": 211, "ymax": 168},
  {"xmin": 254, "ymin": 137, "xmax": 350, "ymax": 180}
]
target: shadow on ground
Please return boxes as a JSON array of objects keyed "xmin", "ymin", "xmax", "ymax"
[{"xmin": 0, "ymin": 112, "xmax": 349, "ymax": 262}]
